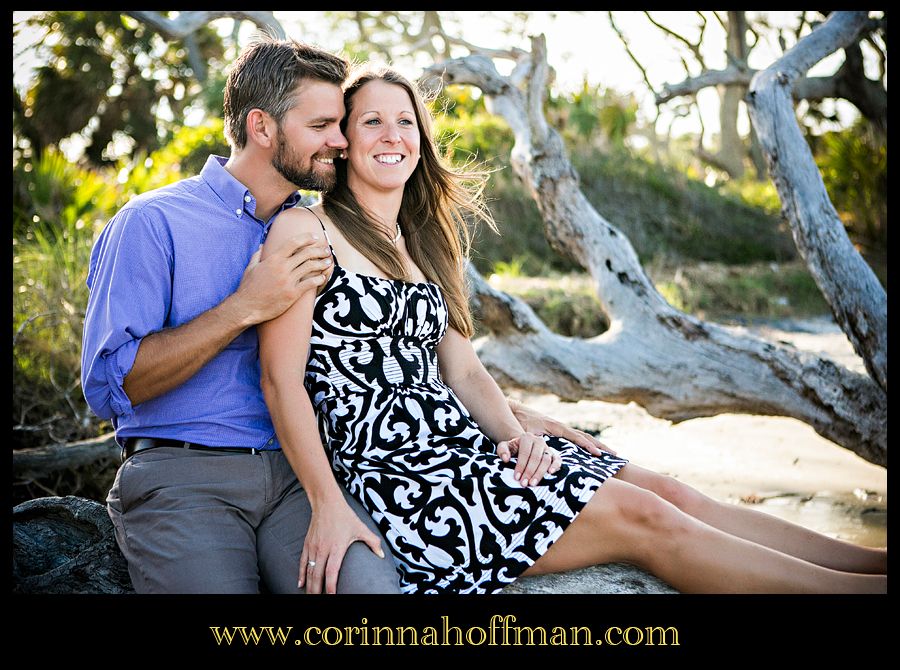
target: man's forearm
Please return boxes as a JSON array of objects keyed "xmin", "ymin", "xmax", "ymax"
[{"xmin": 122, "ymin": 294, "xmax": 251, "ymax": 406}]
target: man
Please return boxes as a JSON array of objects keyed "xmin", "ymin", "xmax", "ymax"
[
  {"xmin": 82, "ymin": 35, "xmax": 612, "ymax": 594},
  {"xmin": 82, "ymin": 36, "xmax": 401, "ymax": 594}
]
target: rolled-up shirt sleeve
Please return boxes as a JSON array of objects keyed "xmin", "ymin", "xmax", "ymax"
[{"xmin": 81, "ymin": 206, "xmax": 173, "ymax": 420}]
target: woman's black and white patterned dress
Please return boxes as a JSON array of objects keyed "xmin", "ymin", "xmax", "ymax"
[{"xmin": 305, "ymin": 251, "xmax": 628, "ymax": 594}]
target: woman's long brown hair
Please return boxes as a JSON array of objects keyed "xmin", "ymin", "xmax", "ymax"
[{"xmin": 322, "ymin": 66, "xmax": 494, "ymax": 338}]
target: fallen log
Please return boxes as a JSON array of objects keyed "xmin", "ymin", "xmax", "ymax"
[{"xmin": 13, "ymin": 432, "xmax": 120, "ymax": 481}]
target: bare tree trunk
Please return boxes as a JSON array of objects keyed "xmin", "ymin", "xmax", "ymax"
[
  {"xmin": 745, "ymin": 11, "xmax": 887, "ymax": 394},
  {"xmin": 424, "ymin": 30, "xmax": 886, "ymax": 466},
  {"xmin": 716, "ymin": 11, "xmax": 749, "ymax": 178}
]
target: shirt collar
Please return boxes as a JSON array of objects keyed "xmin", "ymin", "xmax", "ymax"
[{"xmin": 200, "ymin": 155, "xmax": 302, "ymax": 225}]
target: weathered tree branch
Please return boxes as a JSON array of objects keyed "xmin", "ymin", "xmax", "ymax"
[
  {"xmin": 426, "ymin": 30, "xmax": 886, "ymax": 466},
  {"xmin": 746, "ymin": 11, "xmax": 886, "ymax": 394},
  {"xmin": 655, "ymin": 15, "xmax": 886, "ymax": 132},
  {"xmin": 126, "ymin": 11, "xmax": 285, "ymax": 40},
  {"xmin": 124, "ymin": 11, "xmax": 285, "ymax": 84},
  {"xmin": 644, "ymin": 11, "xmax": 706, "ymax": 65},
  {"xmin": 607, "ymin": 12, "xmax": 656, "ymax": 98}
]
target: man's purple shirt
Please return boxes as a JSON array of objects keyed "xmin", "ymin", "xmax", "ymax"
[{"xmin": 81, "ymin": 155, "xmax": 302, "ymax": 449}]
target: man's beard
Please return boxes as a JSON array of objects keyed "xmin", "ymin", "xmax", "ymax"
[{"xmin": 272, "ymin": 131, "xmax": 336, "ymax": 191}]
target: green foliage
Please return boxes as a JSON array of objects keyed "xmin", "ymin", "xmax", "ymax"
[
  {"xmin": 571, "ymin": 145, "xmax": 796, "ymax": 265},
  {"xmin": 13, "ymin": 149, "xmax": 118, "ymax": 448},
  {"xmin": 491, "ymin": 260, "xmax": 829, "ymax": 340},
  {"xmin": 152, "ymin": 118, "xmax": 230, "ymax": 178},
  {"xmin": 13, "ymin": 118, "xmax": 230, "ymax": 449},
  {"xmin": 647, "ymin": 261, "xmax": 829, "ymax": 320},
  {"xmin": 15, "ymin": 11, "xmax": 225, "ymax": 166},
  {"xmin": 433, "ymin": 86, "xmax": 514, "ymax": 166},
  {"xmin": 485, "ymin": 275, "xmax": 609, "ymax": 339},
  {"xmin": 814, "ymin": 122, "xmax": 887, "ymax": 265},
  {"xmin": 13, "ymin": 147, "xmax": 120, "ymax": 241},
  {"xmin": 491, "ymin": 257, "xmax": 527, "ymax": 279},
  {"xmin": 467, "ymin": 142, "xmax": 797, "ymax": 278},
  {"xmin": 116, "ymin": 119, "xmax": 229, "ymax": 199},
  {"xmin": 719, "ymin": 176, "xmax": 782, "ymax": 217},
  {"xmin": 470, "ymin": 168, "xmax": 573, "ymax": 276},
  {"xmin": 547, "ymin": 79, "xmax": 638, "ymax": 146},
  {"xmin": 655, "ymin": 282, "xmax": 687, "ymax": 312}
]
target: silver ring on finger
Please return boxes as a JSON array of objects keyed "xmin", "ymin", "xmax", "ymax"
[{"xmin": 308, "ymin": 560, "xmax": 317, "ymax": 568}]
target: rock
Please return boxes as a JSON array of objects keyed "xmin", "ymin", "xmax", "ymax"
[
  {"xmin": 12, "ymin": 496, "xmax": 134, "ymax": 593},
  {"xmin": 503, "ymin": 564, "xmax": 676, "ymax": 594},
  {"xmin": 12, "ymin": 495, "xmax": 676, "ymax": 594}
]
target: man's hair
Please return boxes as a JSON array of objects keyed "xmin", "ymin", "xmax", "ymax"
[{"xmin": 223, "ymin": 35, "xmax": 349, "ymax": 149}]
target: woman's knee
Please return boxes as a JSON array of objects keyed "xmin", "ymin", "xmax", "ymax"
[
  {"xmin": 650, "ymin": 473, "xmax": 710, "ymax": 515},
  {"xmin": 620, "ymin": 465, "xmax": 710, "ymax": 516},
  {"xmin": 603, "ymin": 483, "xmax": 697, "ymax": 560}
]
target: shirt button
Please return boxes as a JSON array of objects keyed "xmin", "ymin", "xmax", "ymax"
[
  {"xmin": 244, "ymin": 195, "xmax": 251, "ymax": 203},
  {"xmin": 235, "ymin": 208, "xmax": 242, "ymax": 216}
]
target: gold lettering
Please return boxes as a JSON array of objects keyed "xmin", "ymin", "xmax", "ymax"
[
  {"xmin": 304, "ymin": 627, "xmax": 322, "ymax": 646},
  {"xmin": 343, "ymin": 626, "xmax": 361, "ymax": 646},
  {"xmin": 607, "ymin": 626, "xmax": 623, "ymax": 646},
  {"xmin": 466, "ymin": 626, "xmax": 487, "ymax": 645},
  {"xmin": 322, "ymin": 627, "xmax": 343, "ymax": 646},
  {"xmin": 550, "ymin": 627, "xmax": 567, "ymax": 645},
  {"xmin": 623, "ymin": 627, "xmax": 644, "ymax": 645},
  {"xmin": 568, "ymin": 626, "xmax": 591, "ymax": 646},
  {"xmin": 645, "ymin": 626, "xmax": 680, "ymax": 646},
  {"xmin": 373, "ymin": 626, "xmax": 394, "ymax": 645},
  {"xmin": 208, "ymin": 627, "xmax": 236, "ymax": 645},
  {"xmin": 266, "ymin": 627, "xmax": 292, "ymax": 645},
  {"xmin": 442, "ymin": 616, "xmax": 464, "ymax": 646},
  {"xmin": 512, "ymin": 625, "xmax": 547, "ymax": 646}
]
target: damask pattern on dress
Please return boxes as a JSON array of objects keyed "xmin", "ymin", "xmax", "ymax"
[{"xmin": 305, "ymin": 262, "xmax": 628, "ymax": 594}]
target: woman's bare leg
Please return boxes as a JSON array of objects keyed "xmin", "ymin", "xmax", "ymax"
[
  {"xmin": 523, "ymin": 477, "xmax": 886, "ymax": 593},
  {"xmin": 616, "ymin": 463, "xmax": 887, "ymax": 574}
]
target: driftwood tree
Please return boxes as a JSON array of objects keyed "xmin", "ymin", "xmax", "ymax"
[
  {"xmin": 124, "ymin": 11, "xmax": 284, "ymax": 83},
  {"xmin": 612, "ymin": 11, "xmax": 886, "ymax": 178},
  {"xmin": 744, "ymin": 12, "xmax": 887, "ymax": 394},
  {"xmin": 654, "ymin": 12, "xmax": 887, "ymax": 135},
  {"xmin": 608, "ymin": 11, "xmax": 765, "ymax": 179},
  {"xmin": 422, "ymin": 10, "xmax": 886, "ymax": 467}
]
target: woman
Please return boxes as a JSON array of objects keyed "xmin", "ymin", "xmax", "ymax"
[{"xmin": 259, "ymin": 66, "xmax": 886, "ymax": 594}]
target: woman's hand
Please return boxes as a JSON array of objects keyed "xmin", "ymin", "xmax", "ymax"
[
  {"xmin": 508, "ymin": 398, "xmax": 617, "ymax": 457},
  {"xmin": 298, "ymin": 502, "xmax": 386, "ymax": 594},
  {"xmin": 496, "ymin": 433, "xmax": 562, "ymax": 487}
]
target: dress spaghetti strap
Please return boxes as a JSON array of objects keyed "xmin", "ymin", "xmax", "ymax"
[{"xmin": 302, "ymin": 206, "xmax": 337, "ymax": 263}]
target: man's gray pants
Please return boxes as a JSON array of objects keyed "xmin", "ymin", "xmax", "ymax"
[{"xmin": 107, "ymin": 446, "xmax": 401, "ymax": 594}]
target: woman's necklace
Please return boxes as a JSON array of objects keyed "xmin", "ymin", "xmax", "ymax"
[{"xmin": 391, "ymin": 222, "xmax": 402, "ymax": 244}]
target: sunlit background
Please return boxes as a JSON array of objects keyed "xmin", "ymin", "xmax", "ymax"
[
  {"xmin": 12, "ymin": 13, "xmax": 886, "ymax": 548},
  {"xmin": 14, "ymin": 11, "xmax": 879, "ymax": 163}
]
